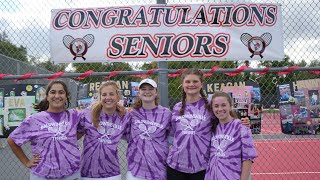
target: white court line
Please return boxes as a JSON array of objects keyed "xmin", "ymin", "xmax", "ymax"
[
  {"xmin": 252, "ymin": 172, "xmax": 320, "ymax": 175},
  {"xmin": 267, "ymin": 144, "xmax": 276, "ymax": 150},
  {"xmin": 254, "ymin": 139, "xmax": 320, "ymax": 144},
  {"xmin": 254, "ymin": 141, "xmax": 319, "ymax": 144},
  {"xmin": 284, "ymin": 136, "xmax": 292, "ymax": 143}
]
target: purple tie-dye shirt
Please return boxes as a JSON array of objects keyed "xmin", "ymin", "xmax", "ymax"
[
  {"xmin": 79, "ymin": 107, "xmax": 130, "ymax": 178},
  {"xmin": 204, "ymin": 119, "xmax": 257, "ymax": 180},
  {"xmin": 126, "ymin": 105, "xmax": 172, "ymax": 180},
  {"xmin": 9, "ymin": 110, "xmax": 82, "ymax": 179},
  {"xmin": 167, "ymin": 98, "xmax": 212, "ymax": 173}
]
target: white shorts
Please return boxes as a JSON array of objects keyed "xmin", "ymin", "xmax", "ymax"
[
  {"xmin": 81, "ymin": 174, "xmax": 121, "ymax": 180},
  {"xmin": 30, "ymin": 171, "xmax": 81, "ymax": 180},
  {"xmin": 125, "ymin": 171, "xmax": 146, "ymax": 180}
]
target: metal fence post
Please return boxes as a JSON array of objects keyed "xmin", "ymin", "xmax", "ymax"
[{"xmin": 157, "ymin": 0, "xmax": 169, "ymax": 108}]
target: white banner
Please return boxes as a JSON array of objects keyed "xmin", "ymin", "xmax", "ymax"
[{"xmin": 50, "ymin": 3, "xmax": 284, "ymax": 63}]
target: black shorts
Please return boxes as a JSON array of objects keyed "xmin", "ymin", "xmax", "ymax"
[{"xmin": 167, "ymin": 166, "xmax": 206, "ymax": 180}]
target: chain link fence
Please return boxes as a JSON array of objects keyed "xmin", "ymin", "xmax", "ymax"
[{"xmin": 0, "ymin": 0, "xmax": 320, "ymax": 179}]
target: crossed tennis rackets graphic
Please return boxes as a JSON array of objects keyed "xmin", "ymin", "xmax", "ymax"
[
  {"xmin": 97, "ymin": 126, "xmax": 115, "ymax": 140},
  {"xmin": 212, "ymin": 139, "xmax": 228, "ymax": 156},
  {"xmin": 240, "ymin": 33, "xmax": 272, "ymax": 58},
  {"xmin": 138, "ymin": 124, "xmax": 157, "ymax": 139},
  {"xmin": 63, "ymin": 34, "xmax": 95, "ymax": 60},
  {"xmin": 47, "ymin": 123, "xmax": 67, "ymax": 137},
  {"xmin": 180, "ymin": 118, "xmax": 200, "ymax": 131}
]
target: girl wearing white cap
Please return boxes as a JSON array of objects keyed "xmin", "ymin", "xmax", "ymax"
[{"xmin": 126, "ymin": 79, "xmax": 172, "ymax": 180}]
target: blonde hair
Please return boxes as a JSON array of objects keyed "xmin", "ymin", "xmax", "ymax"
[
  {"xmin": 92, "ymin": 81, "xmax": 125, "ymax": 128},
  {"xmin": 179, "ymin": 68, "xmax": 210, "ymax": 115}
]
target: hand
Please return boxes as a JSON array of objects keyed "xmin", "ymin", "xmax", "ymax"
[
  {"xmin": 25, "ymin": 154, "xmax": 41, "ymax": 168},
  {"xmin": 241, "ymin": 117, "xmax": 251, "ymax": 128}
]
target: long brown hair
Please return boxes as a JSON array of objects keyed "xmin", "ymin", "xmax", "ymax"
[
  {"xmin": 92, "ymin": 81, "xmax": 125, "ymax": 128},
  {"xmin": 179, "ymin": 68, "xmax": 210, "ymax": 115},
  {"xmin": 132, "ymin": 80, "xmax": 159, "ymax": 110},
  {"xmin": 33, "ymin": 80, "xmax": 71, "ymax": 112},
  {"xmin": 211, "ymin": 91, "xmax": 238, "ymax": 132}
]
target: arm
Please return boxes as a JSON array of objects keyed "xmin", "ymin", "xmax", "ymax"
[
  {"xmin": 77, "ymin": 109, "xmax": 85, "ymax": 140},
  {"xmin": 241, "ymin": 160, "xmax": 252, "ymax": 180},
  {"xmin": 168, "ymin": 104, "xmax": 180, "ymax": 145},
  {"xmin": 7, "ymin": 137, "xmax": 41, "ymax": 168},
  {"xmin": 167, "ymin": 111, "xmax": 173, "ymax": 146},
  {"xmin": 121, "ymin": 118, "xmax": 130, "ymax": 142},
  {"xmin": 167, "ymin": 118, "xmax": 175, "ymax": 147},
  {"xmin": 240, "ymin": 117, "xmax": 251, "ymax": 128},
  {"xmin": 240, "ymin": 125, "xmax": 257, "ymax": 180},
  {"xmin": 121, "ymin": 113, "xmax": 131, "ymax": 142}
]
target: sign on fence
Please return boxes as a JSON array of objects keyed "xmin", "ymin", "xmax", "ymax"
[
  {"xmin": 278, "ymin": 79, "xmax": 320, "ymax": 135},
  {"xmin": 77, "ymin": 80, "xmax": 138, "ymax": 110},
  {"xmin": 0, "ymin": 84, "xmax": 45, "ymax": 138},
  {"xmin": 204, "ymin": 81, "xmax": 262, "ymax": 134},
  {"xmin": 50, "ymin": 3, "xmax": 284, "ymax": 63}
]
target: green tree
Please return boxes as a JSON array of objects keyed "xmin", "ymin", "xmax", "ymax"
[
  {"xmin": 0, "ymin": 31, "xmax": 28, "ymax": 62},
  {"xmin": 35, "ymin": 59, "xmax": 68, "ymax": 72},
  {"xmin": 303, "ymin": 59, "xmax": 320, "ymax": 80},
  {"xmin": 256, "ymin": 55, "xmax": 299, "ymax": 96}
]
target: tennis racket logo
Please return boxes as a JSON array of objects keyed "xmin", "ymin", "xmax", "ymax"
[
  {"xmin": 97, "ymin": 126, "xmax": 115, "ymax": 140},
  {"xmin": 240, "ymin": 33, "xmax": 272, "ymax": 58},
  {"xmin": 47, "ymin": 123, "xmax": 68, "ymax": 140},
  {"xmin": 180, "ymin": 118, "xmax": 200, "ymax": 131},
  {"xmin": 138, "ymin": 123, "xmax": 157, "ymax": 139},
  {"xmin": 212, "ymin": 139, "xmax": 228, "ymax": 157},
  {"xmin": 63, "ymin": 34, "xmax": 95, "ymax": 60}
]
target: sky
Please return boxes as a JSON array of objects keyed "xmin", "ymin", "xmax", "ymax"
[{"xmin": 0, "ymin": 0, "xmax": 319, "ymax": 67}]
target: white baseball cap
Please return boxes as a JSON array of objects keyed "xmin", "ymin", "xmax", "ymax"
[{"xmin": 138, "ymin": 79, "xmax": 157, "ymax": 88}]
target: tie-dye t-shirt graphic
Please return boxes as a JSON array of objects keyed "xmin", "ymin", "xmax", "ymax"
[
  {"xmin": 204, "ymin": 119, "xmax": 257, "ymax": 180},
  {"xmin": 9, "ymin": 110, "xmax": 82, "ymax": 179},
  {"xmin": 79, "ymin": 107, "xmax": 130, "ymax": 178},
  {"xmin": 167, "ymin": 98, "xmax": 212, "ymax": 173},
  {"xmin": 126, "ymin": 106, "xmax": 171, "ymax": 180}
]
